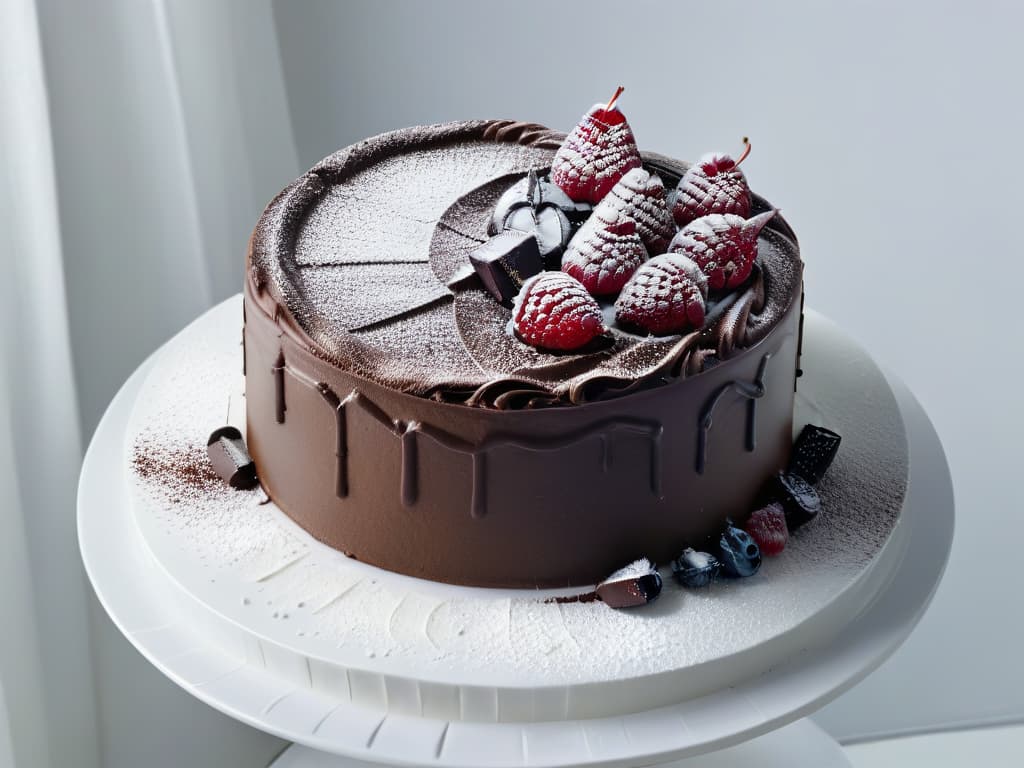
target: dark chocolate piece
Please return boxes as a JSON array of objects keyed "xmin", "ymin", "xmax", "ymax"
[
  {"xmin": 789, "ymin": 424, "xmax": 841, "ymax": 484},
  {"xmin": 206, "ymin": 426, "xmax": 258, "ymax": 489},
  {"xmin": 717, "ymin": 522, "xmax": 762, "ymax": 578},
  {"xmin": 595, "ymin": 559, "xmax": 663, "ymax": 608},
  {"xmin": 469, "ymin": 231, "xmax": 543, "ymax": 305},
  {"xmin": 766, "ymin": 472, "xmax": 822, "ymax": 531}
]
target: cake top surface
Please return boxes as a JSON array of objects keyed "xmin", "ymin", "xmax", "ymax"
[{"xmin": 248, "ymin": 120, "xmax": 801, "ymax": 409}]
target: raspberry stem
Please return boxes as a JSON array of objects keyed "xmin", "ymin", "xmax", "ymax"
[
  {"xmin": 605, "ymin": 85, "xmax": 625, "ymax": 112},
  {"xmin": 735, "ymin": 137, "xmax": 752, "ymax": 167}
]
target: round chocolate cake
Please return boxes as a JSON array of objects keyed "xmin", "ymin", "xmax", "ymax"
[{"xmin": 244, "ymin": 119, "xmax": 803, "ymax": 588}]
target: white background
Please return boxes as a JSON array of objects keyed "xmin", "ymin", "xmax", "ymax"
[{"xmin": 9, "ymin": 1, "xmax": 1021, "ymax": 766}]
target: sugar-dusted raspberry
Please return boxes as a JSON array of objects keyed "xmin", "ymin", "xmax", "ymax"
[
  {"xmin": 668, "ymin": 210, "xmax": 776, "ymax": 292},
  {"xmin": 602, "ymin": 167, "xmax": 676, "ymax": 254},
  {"xmin": 512, "ymin": 271, "xmax": 607, "ymax": 352},
  {"xmin": 551, "ymin": 87, "xmax": 643, "ymax": 205},
  {"xmin": 614, "ymin": 254, "xmax": 708, "ymax": 335},
  {"xmin": 561, "ymin": 211, "xmax": 648, "ymax": 297},
  {"xmin": 743, "ymin": 502, "xmax": 788, "ymax": 557},
  {"xmin": 671, "ymin": 139, "xmax": 753, "ymax": 227}
]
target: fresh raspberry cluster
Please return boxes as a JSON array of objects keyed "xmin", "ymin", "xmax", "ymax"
[{"xmin": 503, "ymin": 89, "xmax": 777, "ymax": 352}]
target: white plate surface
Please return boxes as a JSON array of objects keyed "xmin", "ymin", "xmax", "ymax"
[{"xmin": 79, "ymin": 298, "xmax": 953, "ymax": 767}]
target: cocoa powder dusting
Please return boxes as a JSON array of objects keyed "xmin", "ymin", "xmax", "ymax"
[
  {"xmin": 546, "ymin": 591, "xmax": 601, "ymax": 604},
  {"xmin": 132, "ymin": 439, "xmax": 222, "ymax": 501}
]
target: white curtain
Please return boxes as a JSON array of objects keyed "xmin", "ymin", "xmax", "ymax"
[
  {"xmin": 1, "ymin": 2, "xmax": 92, "ymax": 767},
  {"xmin": 1, "ymin": 1, "xmax": 298, "ymax": 766}
]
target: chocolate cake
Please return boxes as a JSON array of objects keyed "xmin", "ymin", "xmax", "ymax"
[{"xmin": 243, "ymin": 117, "xmax": 803, "ymax": 589}]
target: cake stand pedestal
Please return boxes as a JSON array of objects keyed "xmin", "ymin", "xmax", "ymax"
[
  {"xmin": 273, "ymin": 717, "xmax": 851, "ymax": 767},
  {"xmin": 78, "ymin": 305, "xmax": 953, "ymax": 768}
]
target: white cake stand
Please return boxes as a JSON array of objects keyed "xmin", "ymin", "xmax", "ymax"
[{"xmin": 78, "ymin": 301, "xmax": 954, "ymax": 768}]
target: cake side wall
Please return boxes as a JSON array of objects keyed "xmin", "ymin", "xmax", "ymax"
[{"xmin": 243, "ymin": 285, "xmax": 800, "ymax": 588}]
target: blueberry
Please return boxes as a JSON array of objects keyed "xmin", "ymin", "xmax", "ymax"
[
  {"xmin": 671, "ymin": 548, "xmax": 721, "ymax": 588},
  {"xmin": 717, "ymin": 523, "xmax": 762, "ymax": 578}
]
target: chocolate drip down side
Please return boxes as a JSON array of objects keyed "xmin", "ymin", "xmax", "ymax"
[{"xmin": 302, "ymin": 368, "xmax": 666, "ymax": 521}]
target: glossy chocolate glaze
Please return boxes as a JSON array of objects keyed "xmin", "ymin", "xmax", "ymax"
[{"xmin": 244, "ymin": 121, "xmax": 804, "ymax": 588}]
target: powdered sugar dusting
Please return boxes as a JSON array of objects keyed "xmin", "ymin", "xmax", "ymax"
[
  {"xmin": 127, "ymin": 317, "xmax": 313, "ymax": 583},
  {"xmin": 299, "ymin": 262, "xmax": 449, "ymax": 332},
  {"xmin": 125, "ymin": 298, "xmax": 907, "ymax": 697},
  {"xmin": 601, "ymin": 558, "xmax": 657, "ymax": 584}
]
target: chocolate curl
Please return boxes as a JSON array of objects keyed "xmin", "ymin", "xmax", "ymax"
[
  {"xmin": 206, "ymin": 426, "xmax": 258, "ymax": 489},
  {"xmin": 594, "ymin": 558, "xmax": 663, "ymax": 608}
]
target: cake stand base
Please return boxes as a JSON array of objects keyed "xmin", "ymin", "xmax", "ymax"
[
  {"xmin": 270, "ymin": 719, "xmax": 851, "ymax": 768},
  {"xmin": 79, "ymin": 299, "xmax": 952, "ymax": 768}
]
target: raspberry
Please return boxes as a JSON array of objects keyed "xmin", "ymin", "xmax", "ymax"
[
  {"xmin": 551, "ymin": 87, "xmax": 643, "ymax": 205},
  {"xmin": 743, "ymin": 502, "xmax": 788, "ymax": 557},
  {"xmin": 602, "ymin": 168, "xmax": 676, "ymax": 254},
  {"xmin": 671, "ymin": 139, "xmax": 753, "ymax": 227},
  {"xmin": 614, "ymin": 254, "xmax": 708, "ymax": 335},
  {"xmin": 561, "ymin": 211, "xmax": 648, "ymax": 297},
  {"xmin": 667, "ymin": 210, "xmax": 776, "ymax": 292},
  {"xmin": 512, "ymin": 272, "xmax": 607, "ymax": 352}
]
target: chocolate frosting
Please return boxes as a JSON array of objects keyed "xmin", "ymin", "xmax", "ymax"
[{"xmin": 248, "ymin": 121, "xmax": 801, "ymax": 410}]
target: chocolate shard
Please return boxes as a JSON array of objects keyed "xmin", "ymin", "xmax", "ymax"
[
  {"xmin": 766, "ymin": 471, "xmax": 822, "ymax": 531},
  {"xmin": 206, "ymin": 426, "xmax": 258, "ymax": 489},
  {"xmin": 469, "ymin": 230, "xmax": 543, "ymax": 306},
  {"xmin": 789, "ymin": 424, "xmax": 842, "ymax": 484},
  {"xmin": 595, "ymin": 558, "xmax": 663, "ymax": 609},
  {"xmin": 446, "ymin": 262, "xmax": 481, "ymax": 291}
]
